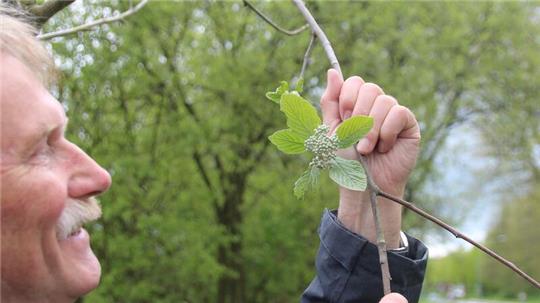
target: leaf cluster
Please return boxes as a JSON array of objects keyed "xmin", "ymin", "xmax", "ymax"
[{"xmin": 266, "ymin": 82, "xmax": 373, "ymax": 198}]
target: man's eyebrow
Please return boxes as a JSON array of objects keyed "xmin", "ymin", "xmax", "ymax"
[{"xmin": 26, "ymin": 116, "xmax": 68, "ymax": 149}]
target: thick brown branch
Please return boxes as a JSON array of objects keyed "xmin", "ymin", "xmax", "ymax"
[
  {"xmin": 37, "ymin": 0, "xmax": 149, "ymax": 40},
  {"xmin": 243, "ymin": 0, "xmax": 308, "ymax": 36},
  {"xmin": 28, "ymin": 0, "xmax": 76, "ymax": 28},
  {"xmin": 193, "ymin": 152, "xmax": 213, "ymax": 192}
]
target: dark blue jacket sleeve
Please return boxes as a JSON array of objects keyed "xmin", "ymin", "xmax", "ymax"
[{"xmin": 302, "ymin": 209, "xmax": 428, "ymax": 303}]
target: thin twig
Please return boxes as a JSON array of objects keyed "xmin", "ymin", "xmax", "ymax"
[
  {"xmin": 37, "ymin": 0, "xmax": 149, "ymax": 40},
  {"xmin": 359, "ymin": 155, "xmax": 392, "ymax": 293},
  {"xmin": 299, "ymin": 32, "xmax": 316, "ymax": 80},
  {"xmin": 292, "ymin": 0, "xmax": 392, "ymax": 294},
  {"xmin": 291, "ymin": 0, "xmax": 341, "ymax": 75},
  {"xmin": 243, "ymin": 0, "xmax": 308, "ymax": 36},
  {"xmin": 376, "ymin": 190, "xmax": 540, "ymax": 288},
  {"xmin": 291, "ymin": 0, "xmax": 540, "ymax": 291}
]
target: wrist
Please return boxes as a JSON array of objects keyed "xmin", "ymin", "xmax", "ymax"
[{"xmin": 337, "ymin": 185, "xmax": 405, "ymax": 249}]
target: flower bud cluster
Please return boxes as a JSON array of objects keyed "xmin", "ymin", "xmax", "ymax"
[{"xmin": 305, "ymin": 124, "xmax": 339, "ymax": 169}]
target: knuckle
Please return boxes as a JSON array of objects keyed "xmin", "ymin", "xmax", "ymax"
[
  {"xmin": 360, "ymin": 82, "xmax": 384, "ymax": 96},
  {"xmin": 376, "ymin": 94, "xmax": 398, "ymax": 106},
  {"xmin": 344, "ymin": 75, "xmax": 364, "ymax": 87},
  {"xmin": 365, "ymin": 131, "xmax": 378, "ymax": 143},
  {"xmin": 320, "ymin": 93, "xmax": 328, "ymax": 105},
  {"xmin": 395, "ymin": 105, "xmax": 409, "ymax": 116}
]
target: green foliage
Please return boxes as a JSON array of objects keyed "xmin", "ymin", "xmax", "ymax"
[
  {"xmin": 268, "ymin": 129, "xmax": 306, "ymax": 154},
  {"xmin": 425, "ymin": 186, "xmax": 540, "ymax": 297},
  {"xmin": 480, "ymin": 187, "xmax": 540, "ymax": 296},
  {"xmin": 265, "ymin": 81, "xmax": 289, "ymax": 103},
  {"xmin": 268, "ymin": 87, "xmax": 369, "ymax": 197},
  {"xmin": 425, "ymin": 248, "xmax": 483, "ymax": 295},
  {"xmin": 329, "ymin": 157, "xmax": 367, "ymax": 191},
  {"xmin": 295, "ymin": 77, "xmax": 304, "ymax": 94},
  {"xmin": 279, "ymin": 92, "xmax": 321, "ymax": 140},
  {"xmin": 294, "ymin": 166, "xmax": 320, "ymax": 199},
  {"xmin": 336, "ymin": 116, "xmax": 373, "ymax": 148}
]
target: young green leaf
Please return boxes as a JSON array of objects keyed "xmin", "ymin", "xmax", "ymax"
[
  {"xmin": 268, "ymin": 129, "xmax": 306, "ymax": 154},
  {"xmin": 294, "ymin": 171, "xmax": 309, "ymax": 199},
  {"xmin": 265, "ymin": 92, "xmax": 281, "ymax": 103},
  {"xmin": 293, "ymin": 166, "xmax": 320, "ymax": 199},
  {"xmin": 265, "ymin": 81, "xmax": 289, "ymax": 103},
  {"xmin": 295, "ymin": 77, "xmax": 304, "ymax": 94},
  {"xmin": 309, "ymin": 166, "xmax": 320, "ymax": 188},
  {"xmin": 336, "ymin": 115, "xmax": 374, "ymax": 148},
  {"xmin": 329, "ymin": 156, "xmax": 367, "ymax": 191},
  {"xmin": 280, "ymin": 92, "xmax": 321, "ymax": 140}
]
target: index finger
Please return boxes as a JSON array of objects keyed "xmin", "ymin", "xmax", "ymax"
[{"xmin": 320, "ymin": 69, "xmax": 343, "ymax": 132}]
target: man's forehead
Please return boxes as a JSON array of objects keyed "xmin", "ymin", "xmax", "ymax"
[{"xmin": 1, "ymin": 53, "xmax": 66, "ymax": 151}]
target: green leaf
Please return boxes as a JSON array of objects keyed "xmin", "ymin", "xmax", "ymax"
[
  {"xmin": 295, "ymin": 77, "xmax": 304, "ymax": 94},
  {"xmin": 329, "ymin": 156, "xmax": 367, "ymax": 191},
  {"xmin": 294, "ymin": 170, "xmax": 310, "ymax": 199},
  {"xmin": 293, "ymin": 166, "xmax": 320, "ymax": 199},
  {"xmin": 265, "ymin": 81, "xmax": 289, "ymax": 103},
  {"xmin": 308, "ymin": 166, "xmax": 320, "ymax": 188},
  {"xmin": 265, "ymin": 92, "xmax": 281, "ymax": 103},
  {"xmin": 280, "ymin": 92, "xmax": 321, "ymax": 140},
  {"xmin": 268, "ymin": 129, "xmax": 306, "ymax": 154},
  {"xmin": 336, "ymin": 116, "xmax": 374, "ymax": 148}
]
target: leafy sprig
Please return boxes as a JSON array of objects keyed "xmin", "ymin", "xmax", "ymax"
[{"xmin": 266, "ymin": 81, "xmax": 373, "ymax": 199}]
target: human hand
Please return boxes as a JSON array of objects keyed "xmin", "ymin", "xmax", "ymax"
[
  {"xmin": 320, "ymin": 69, "xmax": 421, "ymax": 247},
  {"xmin": 379, "ymin": 293, "xmax": 408, "ymax": 303}
]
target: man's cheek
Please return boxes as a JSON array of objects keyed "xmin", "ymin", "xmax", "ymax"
[{"xmin": 2, "ymin": 169, "xmax": 67, "ymax": 228}]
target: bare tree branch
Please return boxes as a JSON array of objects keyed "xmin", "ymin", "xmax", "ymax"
[
  {"xmin": 291, "ymin": 0, "xmax": 341, "ymax": 75},
  {"xmin": 359, "ymin": 155, "xmax": 392, "ymax": 293},
  {"xmin": 37, "ymin": 0, "xmax": 149, "ymax": 40},
  {"xmin": 299, "ymin": 32, "xmax": 316, "ymax": 81},
  {"xmin": 377, "ymin": 190, "xmax": 540, "ymax": 288},
  {"xmin": 243, "ymin": 0, "xmax": 308, "ymax": 36}
]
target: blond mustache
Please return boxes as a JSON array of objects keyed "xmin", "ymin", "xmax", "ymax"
[{"xmin": 56, "ymin": 197, "xmax": 102, "ymax": 240}]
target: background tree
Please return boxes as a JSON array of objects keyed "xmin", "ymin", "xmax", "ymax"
[{"xmin": 480, "ymin": 187, "xmax": 540, "ymax": 296}]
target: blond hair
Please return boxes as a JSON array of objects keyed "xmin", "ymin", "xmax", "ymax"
[{"xmin": 0, "ymin": 3, "xmax": 56, "ymax": 86}]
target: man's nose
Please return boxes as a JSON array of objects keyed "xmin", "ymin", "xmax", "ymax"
[{"xmin": 67, "ymin": 143, "xmax": 112, "ymax": 198}]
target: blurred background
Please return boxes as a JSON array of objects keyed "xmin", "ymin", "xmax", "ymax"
[{"xmin": 40, "ymin": 1, "xmax": 539, "ymax": 302}]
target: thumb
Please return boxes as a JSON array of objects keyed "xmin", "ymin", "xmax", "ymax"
[
  {"xmin": 379, "ymin": 293, "xmax": 408, "ymax": 303},
  {"xmin": 320, "ymin": 68, "xmax": 343, "ymax": 132}
]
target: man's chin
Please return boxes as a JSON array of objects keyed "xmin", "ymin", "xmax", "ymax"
[{"xmin": 58, "ymin": 228, "xmax": 101, "ymax": 297}]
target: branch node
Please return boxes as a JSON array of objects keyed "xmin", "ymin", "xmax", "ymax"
[{"xmin": 243, "ymin": 0, "xmax": 309, "ymax": 36}]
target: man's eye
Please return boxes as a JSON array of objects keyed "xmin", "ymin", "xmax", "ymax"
[{"xmin": 31, "ymin": 141, "xmax": 53, "ymax": 159}]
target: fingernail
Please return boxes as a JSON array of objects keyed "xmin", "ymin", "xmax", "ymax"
[
  {"xmin": 357, "ymin": 138, "xmax": 370, "ymax": 153},
  {"xmin": 344, "ymin": 110, "xmax": 352, "ymax": 120}
]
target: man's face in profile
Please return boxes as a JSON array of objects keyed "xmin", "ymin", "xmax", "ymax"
[{"xmin": 1, "ymin": 53, "xmax": 112, "ymax": 302}]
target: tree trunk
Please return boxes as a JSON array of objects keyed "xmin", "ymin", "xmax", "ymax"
[{"xmin": 216, "ymin": 173, "xmax": 247, "ymax": 303}]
